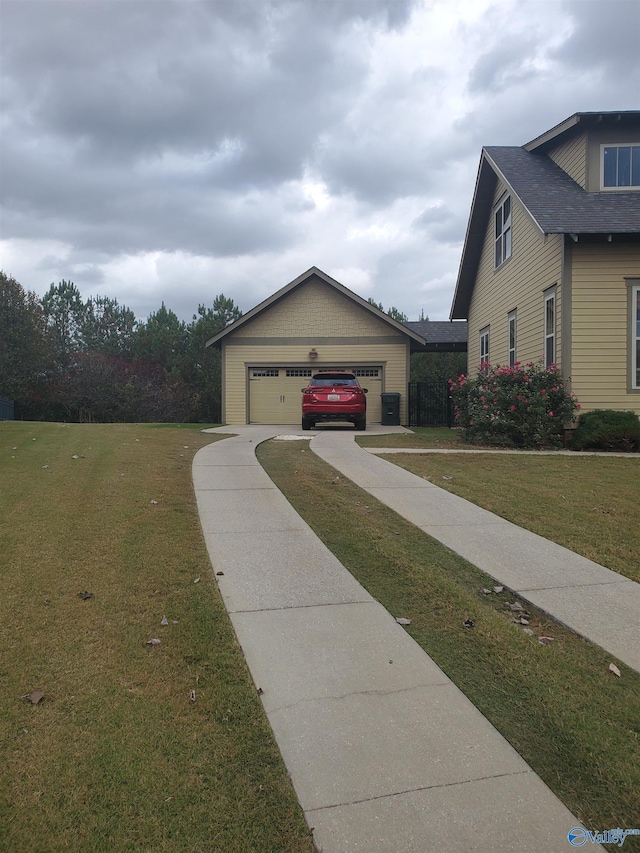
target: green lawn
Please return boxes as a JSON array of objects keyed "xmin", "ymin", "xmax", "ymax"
[
  {"xmin": 357, "ymin": 426, "xmax": 640, "ymax": 582},
  {"xmin": 0, "ymin": 422, "xmax": 313, "ymax": 853},
  {"xmin": 258, "ymin": 438, "xmax": 640, "ymax": 849}
]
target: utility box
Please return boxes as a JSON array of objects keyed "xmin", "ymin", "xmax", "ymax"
[{"xmin": 380, "ymin": 392, "xmax": 400, "ymax": 426}]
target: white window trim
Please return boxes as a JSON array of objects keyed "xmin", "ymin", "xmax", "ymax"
[
  {"xmin": 544, "ymin": 289, "xmax": 556, "ymax": 368},
  {"xmin": 631, "ymin": 282, "xmax": 640, "ymax": 391},
  {"xmin": 480, "ymin": 326, "xmax": 490, "ymax": 368},
  {"xmin": 508, "ymin": 310, "xmax": 517, "ymax": 368},
  {"xmin": 600, "ymin": 143, "xmax": 640, "ymax": 191},
  {"xmin": 494, "ymin": 194, "xmax": 512, "ymax": 268}
]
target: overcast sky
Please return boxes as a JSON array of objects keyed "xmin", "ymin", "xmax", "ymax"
[{"xmin": 1, "ymin": 0, "xmax": 639, "ymax": 323}]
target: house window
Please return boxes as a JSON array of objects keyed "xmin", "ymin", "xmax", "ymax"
[
  {"xmin": 544, "ymin": 290, "xmax": 556, "ymax": 368},
  {"xmin": 602, "ymin": 145, "xmax": 640, "ymax": 189},
  {"xmin": 353, "ymin": 368, "xmax": 380, "ymax": 377},
  {"xmin": 494, "ymin": 194, "xmax": 512, "ymax": 268},
  {"xmin": 480, "ymin": 327, "xmax": 490, "ymax": 368},
  {"xmin": 252, "ymin": 369, "xmax": 279, "ymax": 377},
  {"xmin": 632, "ymin": 284, "xmax": 640, "ymax": 389},
  {"xmin": 508, "ymin": 311, "xmax": 517, "ymax": 367}
]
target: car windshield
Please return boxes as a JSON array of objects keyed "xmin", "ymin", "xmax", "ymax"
[{"xmin": 311, "ymin": 373, "xmax": 358, "ymax": 387}]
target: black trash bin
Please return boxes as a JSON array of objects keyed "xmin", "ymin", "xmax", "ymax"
[{"xmin": 380, "ymin": 392, "xmax": 401, "ymax": 426}]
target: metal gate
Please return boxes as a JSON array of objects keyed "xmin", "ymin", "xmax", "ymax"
[{"xmin": 407, "ymin": 381, "xmax": 453, "ymax": 427}]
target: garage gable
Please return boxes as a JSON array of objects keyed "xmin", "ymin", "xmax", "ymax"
[
  {"xmin": 207, "ymin": 267, "xmax": 425, "ymax": 425},
  {"xmin": 238, "ymin": 276, "xmax": 402, "ymax": 340}
]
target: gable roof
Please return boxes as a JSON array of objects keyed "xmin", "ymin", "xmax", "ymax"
[
  {"xmin": 206, "ymin": 266, "xmax": 427, "ymax": 350},
  {"xmin": 450, "ymin": 112, "xmax": 640, "ymax": 320}
]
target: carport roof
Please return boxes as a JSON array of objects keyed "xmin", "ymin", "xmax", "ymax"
[{"xmin": 206, "ymin": 266, "xmax": 429, "ymax": 350}]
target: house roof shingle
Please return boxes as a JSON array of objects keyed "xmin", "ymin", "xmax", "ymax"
[
  {"xmin": 485, "ymin": 146, "xmax": 640, "ymax": 235},
  {"xmin": 450, "ymin": 115, "xmax": 640, "ymax": 320},
  {"xmin": 404, "ymin": 320, "xmax": 468, "ymax": 350}
]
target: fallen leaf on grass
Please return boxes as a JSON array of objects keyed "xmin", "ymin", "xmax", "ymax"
[
  {"xmin": 395, "ymin": 617, "xmax": 412, "ymax": 625},
  {"xmin": 481, "ymin": 588, "xmax": 492, "ymax": 595},
  {"xmin": 150, "ymin": 500, "xmax": 158, "ymax": 505},
  {"xmin": 508, "ymin": 601, "xmax": 525, "ymax": 611},
  {"xmin": 538, "ymin": 636, "xmax": 555, "ymax": 645},
  {"xmin": 190, "ymin": 690, "xmax": 196, "ymax": 702},
  {"xmin": 442, "ymin": 475, "xmax": 453, "ymax": 481},
  {"xmin": 193, "ymin": 577, "xmax": 200, "ymax": 584},
  {"xmin": 609, "ymin": 663, "xmax": 621, "ymax": 677},
  {"xmin": 518, "ymin": 617, "xmax": 530, "ymax": 625},
  {"xmin": 23, "ymin": 690, "xmax": 45, "ymax": 705},
  {"xmin": 77, "ymin": 591, "xmax": 93, "ymax": 600},
  {"xmin": 160, "ymin": 616, "xmax": 168, "ymax": 626},
  {"xmin": 462, "ymin": 619, "xmax": 475, "ymax": 628},
  {"xmin": 71, "ymin": 455, "xmax": 79, "ymax": 459},
  {"xmin": 146, "ymin": 638, "xmax": 162, "ymax": 646},
  {"xmin": 523, "ymin": 628, "xmax": 535, "ymax": 636},
  {"xmin": 493, "ymin": 586, "xmax": 504, "ymax": 593}
]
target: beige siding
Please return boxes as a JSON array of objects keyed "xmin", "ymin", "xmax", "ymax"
[
  {"xmin": 547, "ymin": 134, "xmax": 587, "ymax": 188},
  {"xmin": 223, "ymin": 342, "xmax": 408, "ymax": 424},
  {"xmin": 239, "ymin": 278, "xmax": 394, "ymax": 338},
  {"xmin": 468, "ymin": 180, "xmax": 563, "ymax": 372},
  {"xmin": 220, "ymin": 279, "xmax": 410, "ymax": 424},
  {"xmin": 570, "ymin": 243, "xmax": 640, "ymax": 414}
]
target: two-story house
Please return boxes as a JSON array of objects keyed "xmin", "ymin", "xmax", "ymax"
[{"xmin": 450, "ymin": 111, "xmax": 640, "ymax": 415}]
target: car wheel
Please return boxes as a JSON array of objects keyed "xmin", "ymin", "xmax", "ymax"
[
  {"xmin": 302, "ymin": 416, "xmax": 313, "ymax": 430},
  {"xmin": 355, "ymin": 417, "xmax": 366, "ymax": 431}
]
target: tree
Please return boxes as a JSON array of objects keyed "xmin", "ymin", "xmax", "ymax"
[
  {"xmin": 83, "ymin": 295, "xmax": 137, "ymax": 359},
  {"xmin": 367, "ymin": 297, "xmax": 408, "ymax": 323},
  {"xmin": 42, "ymin": 280, "xmax": 88, "ymax": 369},
  {"xmin": 134, "ymin": 303, "xmax": 187, "ymax": 375},
  {"xmin": 183, "ymin": 294, "xmax": 242, "ymax": 422},
  {"xmin": 0, "ymin": 272, "xmax": 52, "ymax": 409},
  {"xmin": 386, "ymin": 306, "xmax": 408, "ymax": 323},
  {"xmin": 410, "ymin": 351, "xmax": 467, "ymax": 384}
]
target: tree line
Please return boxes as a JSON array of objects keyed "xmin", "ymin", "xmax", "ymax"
[
  {"xmin": 1, "ymin": 271, "xmax": 466, "ymax": 424},
  {"xmin": 1, "ymin": 272, "xmax": 241, "ymax": 423}
]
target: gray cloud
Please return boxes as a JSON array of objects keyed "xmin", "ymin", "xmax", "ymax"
[{"xmin": 1, "ymin": 0, "xmax": 637, "ymax": 324}]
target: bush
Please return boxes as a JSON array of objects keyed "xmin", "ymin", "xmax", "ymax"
[
  {"xmin": 449, "ymin": 362, "xmax": 579, "ymax": 449},
  {"xmin": 571, "ymin": 409, "xmax": 640, "ymax": 452}
]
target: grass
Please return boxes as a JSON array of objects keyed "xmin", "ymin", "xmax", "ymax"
[
  {"xmin": 257, "ymin": 438, "xmax": 640, "ymax": 849},
  {"xmin": 357, "ymin": 426, "xmax": 472, "ymax": 448},
  {"xmin": 379, "ymin": 452, "xmax": 640, "ymax": 582},
  {"xmin": 357, "ymin": 428, "xmax": 640, "ymax": 582},
  {"xmin": 0, "ymin": 422, "xmax": 314, "ymax": 853}
]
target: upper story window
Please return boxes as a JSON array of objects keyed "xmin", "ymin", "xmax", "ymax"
[
  {"xmin": 602, "ymin": 145, "xmax": 640, "ymax": 189},
  {"xmin": 494, "ymin": 195, "xmax": 512, "ymax": 268}
]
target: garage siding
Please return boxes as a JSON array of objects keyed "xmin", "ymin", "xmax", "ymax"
[{"xmin": 219, "ymin": 275, "xmax": 412, "ymax": 425}]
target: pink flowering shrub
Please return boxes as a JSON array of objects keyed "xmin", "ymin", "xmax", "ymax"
[{"xmin": 449, "ymin": 362, "xmax": 579, "ymax": 448}]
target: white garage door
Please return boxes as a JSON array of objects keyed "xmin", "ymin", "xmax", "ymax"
[{"xmin": 249, "ymin": 366, "xmax": 383, "ymax": 424}]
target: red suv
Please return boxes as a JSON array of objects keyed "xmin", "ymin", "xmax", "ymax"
[{"xmin": 301, "ymin": 372, "xmax": 367, "ymax": 431}]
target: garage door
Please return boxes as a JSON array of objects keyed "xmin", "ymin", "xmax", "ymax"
[{"xmin": 249, "ymin": 367, "xmax": 383, "ymax": 424}]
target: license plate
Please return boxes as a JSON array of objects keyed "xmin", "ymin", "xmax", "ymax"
[{"xmin": 328, "ymin": 393, "xmax": 341, "ymax": 401}]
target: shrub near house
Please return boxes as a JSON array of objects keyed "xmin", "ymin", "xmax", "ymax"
[{"xmin": 450, "ymin": 362, "xmax": 579, "ymax": 448}]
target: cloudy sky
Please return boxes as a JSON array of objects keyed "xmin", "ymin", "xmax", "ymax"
[{"xmin": 1, "ymin": 0, "xmax": 639, "ymax": 323}]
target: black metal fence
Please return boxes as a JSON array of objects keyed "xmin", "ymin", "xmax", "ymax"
[
  {"xmin": 407, "ymin": 381, "xmax": 453, "ymax": 428},
  {"xmin": 0, "ymin": 395, "xmax": 15, "ymax": 420}
]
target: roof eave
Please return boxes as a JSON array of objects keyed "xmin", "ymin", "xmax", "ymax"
[{"xmin": 206, "ymin": 266, "xmax": 427, "ymax": 348}]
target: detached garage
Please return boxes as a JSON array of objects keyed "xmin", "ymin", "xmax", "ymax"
[{"xmin": 206, "ymin": 267, "xmax": 426, "ymax": 426}]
